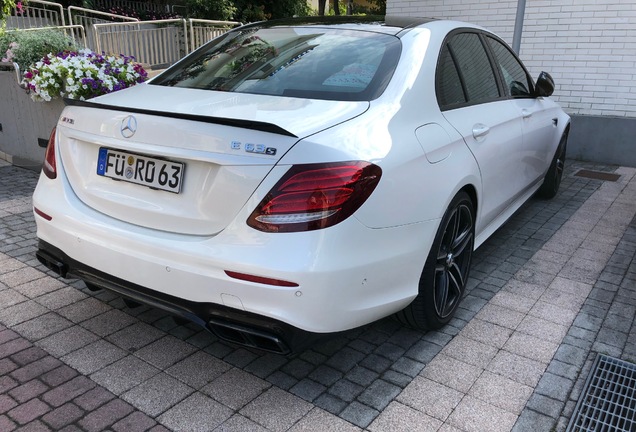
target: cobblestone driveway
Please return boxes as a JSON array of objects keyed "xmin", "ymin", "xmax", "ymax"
[{"xmin": 0, "ymin": 159, "xmax": 635, "ymax": 431}]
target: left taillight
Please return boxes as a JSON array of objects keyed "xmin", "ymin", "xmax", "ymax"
[
  {"xmin": 247, "ymin": 161, "xmax": 382, "ymax": 233},
  {"xmin": 42, "ymin": 127, "xmax": 57, "ymax": 179}
]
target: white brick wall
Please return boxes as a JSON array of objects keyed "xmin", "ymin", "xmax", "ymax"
[{"xmin": 388, "ymin": 0, "xmax": 636, "ymax": 117}]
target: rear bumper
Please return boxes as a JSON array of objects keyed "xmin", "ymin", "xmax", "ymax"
[
  {"xmin": 37, "ymin": 240, "xmax": 309, "ymax": 354},
  {"xmin": 32, "ymin": 167, "xmax": 439, "ymax": 351}
]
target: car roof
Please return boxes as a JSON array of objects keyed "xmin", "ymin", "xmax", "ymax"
[{"xmin": 239, "ymin": 15, "xmax": 440, "ymax": 36}]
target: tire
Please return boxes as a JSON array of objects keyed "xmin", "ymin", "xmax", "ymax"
[
  {"xmin": 537, "ymin": 134, "xmax": 567, "ymax": 199},
  {"xmin": 396, "ymin": 191, "xmax": 475, "ymax": 330}
]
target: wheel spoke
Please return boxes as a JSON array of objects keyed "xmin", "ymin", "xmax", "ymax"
[
  {"xmin": 448, "ymin": 262, "xmax": 464, "ymax": 294},
  {"xmin": 434, "ymin": 269, "xmax": 449, "ymax": 316}
]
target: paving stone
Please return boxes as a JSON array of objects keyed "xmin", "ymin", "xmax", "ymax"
[
  {"xmin": 368, "ymin": 401, "xmax": 441, "ymax": 432},
  {"xmin": 357, "ymin": 379, "xmax": 401, "ymax": 411},
  {"xmin": 157, "ymin": 392, "xmax": 232, "ymax": 432},
  {"xmin": 328, "ymin": 379, "xmax": 365, "ymax": 403},
  {"xmin": 266, "ymin": 371, "xmax": 298, "ymax": 391},
  {"xmin": 121, "ymin": 373, "xmax": 193, "ymax": 417},
  {"xmin": 61, "ymin": 340, "xmax": 127, "ymax": 375},
  {"xmin": 502, "ymin": 333, "xmax": 559, "ymax": 364},
  {"xmin": 80, "ymin": 309, "xmax": 137, "ymax": 338},
  {"xmin": 90, "ymin": 355, "xmax": 160, "ymax": 395},
  {"xmin": 360, "ymin": 354, "xmax": 392, "ymax": 374},
  {"xmin": 554, "ymin": 344, "xmax": 589, "ymax": 369},
  {"xmin": 339, "ymin": 401, "xmax": 380, "ymax": 429},
  {"xmin": 290, "ymin": 378, "xmax": 327, "ymax": 402},
  {"xmin": 382, "ymin": 370, "xmax": 413, "ymax": 387},
  {"xmin": 397, "ymin": 377, "xmax": 462, "ymax": 421},
  {"xmin": 42, "ymin": 376, "xmax": 96, "ymax": 407},
  {"xmin": 222, "ymin": 348, "xmax": 259, "ymax": 368},
  {"xmin": 78, "ymin": 398, "xmax": 135, "ymax": 432},
  {"xmin": 314, "ymin": 392, "xmax": 348, "ymax": 415},
  {"xmin": 308, "ymin": 365, "xmax": 343, "ymax": 387},
  {"xmin": 13, "ymin": 313, "xmax": 73, "ymax": 341},
  {"xmin": 10, "ymin": 356, "xmax": 62, "ymax": 384},
  {"xmin": 468, "ymin": 371, "xmax": 533, "ymax": 414},
  {"xmin": 0, "ymin": 358, "xmax": 18, "ymax": 377},
  {"xmin": 72, "ymin": 387, "xmax": 116, "ymax": 411},
  {"xmin": 202, "ymin": 368, "xmax": 270, "ymax": 410},
  {"xmin": 0, "ymin": 395, "xmax": 18, "ymax": 415},
  {"xmin": 41, "ymin": 403, "xmax": 84, "ymax": 430},
  {"xmin": 243, "ymin": 353, "xmax": 287, "ymax": 379},
  {"xmin": 442, "ymin": 336, "xmax": 499, "ymax": 368},
  {"xmin": 36, "ymin": 325, "xmax": 100, "ymax": 358},
  {"xmin": 112, "ymin": 411, "xmax": 157, "ymax": 432},
  {"xmin": 7, "ymin": 398, "xmax": 50, "ymax": 425},
  {"xmin": 447, "ymin": 396, "xmax": 517, "ymax": 432},
  {"xmin": 327, "ymin": 347, "xmax": 366, "ymax": 374},
  {"xmin": 421, "ymin": 354, "xmax": 482, "ymax": 393},
  {"xmin": 524, "ymin": 393, "xmax": 563, "ymax": 419},
  {"xmin": 0, "ymin": 301, "xmax": 49, "ymax": 327},
  {"xmin": 213, "ymin": 414, "xmax": 268, "ymax": 432},
  {"xmin": 8, "ymin": 379, "xmax": 48, "ymax": 403},
  {"xmin": 57, "ymin": 298, "xmax": 112, "ymax": 324},
  {"xmin": 165, "ymin": 350, "xmax": 230, "ymax": 389},
  {"xmin": 511, "ymin": 409, "xmax": 555, "ymax": 432},
  {"xmin": 486, "ymin": 351, "xmax": 546, "ymax": 388},
  {"xmin": 241, "ymin": 387, "xmax": 312, "ymax": 432},
  {"xmin": 535, "ymin": 372, "xmax": 573, "ymax": 402},
  {"xmin": 10, "ymin": 347, "xmax": 47, "ymax": 367},
  {"xmin": 289, "ymin": 407, "xmax": 362, "ymax": 432}
]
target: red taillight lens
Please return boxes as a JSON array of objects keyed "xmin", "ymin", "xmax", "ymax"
[
  {"xmin": 43, "ymin": 127, "xmax": 57, "ymax": 179},
  {"xmin": 248, "ymin": 161, "xmax": 382, "ymax": 233}
]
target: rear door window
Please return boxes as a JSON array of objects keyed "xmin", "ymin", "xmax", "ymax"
[{"xmin": 436, "ymin": 32, "xmax": 500, "ymax": 109}]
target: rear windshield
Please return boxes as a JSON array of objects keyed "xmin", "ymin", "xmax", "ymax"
[{"xmin": 151, "ymin": 26, "xmax": 401, "ymax": 101}]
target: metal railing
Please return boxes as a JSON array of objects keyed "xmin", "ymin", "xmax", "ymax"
[
  {"xmin": 5, "ymin": 0, "xmax": 65, "ymax": 29},
  {"xmin": 189, "ymin": 19, "xmax": 240, "ymax": 52},
  {"xmin": 95, "ymin": 0, "xmax": 169, "ymax": 14},
  {"xmin": 4, "ymin": 1, "xmax": 241, "ymax": 70},
  {"xmin": 94, "ymin": 18, "xmax": 240, "ymax": 69},
  {"xmin": 94, "ymin": 19, "xmax": 188, "ymax": 68}
]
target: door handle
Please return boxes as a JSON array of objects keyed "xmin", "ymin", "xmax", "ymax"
[
  {"xmin": 472, "ymin": 123, "xmax": 490, "ymax": 140},
  {"xmin": 522, "ymin": 109, "xmax": 532, "ymax": 119}
]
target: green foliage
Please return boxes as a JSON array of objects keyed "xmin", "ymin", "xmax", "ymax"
[
  {"xmin": 0, "ymin": 29, "xmax": 78, "ymax": 69},
  {"xmin": 367, "ymin": 0, "xmax": 386, "ymax": 15},
  {"xmin": 1, "ymin": 0, "xmax": 19, "ymax": 27},
  {"xmin": 182, "ymin": 0, "xmax": 237, "ymax": 20}
]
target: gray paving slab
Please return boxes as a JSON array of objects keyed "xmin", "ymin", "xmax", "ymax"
[{"xmin": 0, "ymin": 160, "xmax": 635, "ymax": 431}]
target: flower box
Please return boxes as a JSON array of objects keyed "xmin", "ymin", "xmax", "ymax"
[{"xmin": 0, "ymin": 63, "xmax": 64, "ymax": 170}]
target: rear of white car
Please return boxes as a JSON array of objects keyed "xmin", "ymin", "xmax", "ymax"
[
  {"xmin": 33, "ymin": 19, "xmax": 446, "ymax": 353},
  {"xmin": 32, "ymin": 17, "xmax": 569, "ymax": 353}
]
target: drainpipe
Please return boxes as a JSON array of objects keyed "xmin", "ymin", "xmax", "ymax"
[{"xmin": 512, "ymin": 0, "xmax": 526, "ymax": 54}]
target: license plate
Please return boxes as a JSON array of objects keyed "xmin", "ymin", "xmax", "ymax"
[{"xmin": 97, "ymin": 147, "xmax": 184, "ymax": 194}]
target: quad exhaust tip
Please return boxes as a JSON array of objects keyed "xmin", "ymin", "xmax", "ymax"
[
  {"xmin": 36, "ymin": 250, "xmax": 68, "ymax": 278},
  {"xmin": 207, "ymin": 318, "xmax": 290, "ymax": 355}
]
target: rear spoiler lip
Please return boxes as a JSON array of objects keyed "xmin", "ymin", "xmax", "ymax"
[{"xmin": 63, "ymin": 98, "xmax": 298, "ymax": 138}]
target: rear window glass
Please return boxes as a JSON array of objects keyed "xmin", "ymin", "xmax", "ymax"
[{"xmin": 151, "ymin": 26, "xmax": 401, "ymax": 101}]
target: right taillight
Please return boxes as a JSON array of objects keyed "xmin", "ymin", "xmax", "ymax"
[
  {"xmin": 247, "ymin": 161, "xmax": 382, "ymax": 233},
  {"xmin": 42, "ymin": 127, "xmax": 57, "ymax": 179}
]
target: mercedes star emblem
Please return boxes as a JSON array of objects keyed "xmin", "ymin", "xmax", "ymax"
[{"xmin": 120, "ymin": 115, "xmax": 137, "ymax": 138}]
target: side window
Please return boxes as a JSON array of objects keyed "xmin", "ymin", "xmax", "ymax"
[
  {"xmin": 436, "ymin": 44, "xmax": 466, "ymax": 107},
  {"xmin": 486, "ymin": 36, "xmax": 532, "ymax": 97},
  {"xmin": 447, "ymin": 33, "xmax": 500, "ymax": 104}
]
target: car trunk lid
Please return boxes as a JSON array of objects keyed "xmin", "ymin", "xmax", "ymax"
[{"xmin": 56, "ymin": 85, "xmax": 369, "ymax": 236}]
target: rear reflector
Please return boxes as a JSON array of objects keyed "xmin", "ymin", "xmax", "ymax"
[
  {"xmin": 34, "ymin": 207, "xmax": 52, "ymax": 221},
  {"xmin": 225, "ymin": 270, "xmax": 298, "ymax": 287}
]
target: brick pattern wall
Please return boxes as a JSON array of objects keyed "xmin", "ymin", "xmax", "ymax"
[{"xmin": 387, "ymin": 0, "xmax": 636, "ymax": 118}]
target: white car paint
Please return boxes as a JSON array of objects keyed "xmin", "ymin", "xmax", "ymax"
[{"xmin": 32, "ymin": 18, "xmax": 569, "ymax": 351}]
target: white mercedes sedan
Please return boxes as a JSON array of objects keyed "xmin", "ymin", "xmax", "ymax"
[{"xmin": 33, "ymin": 16, "xmax": 569, "ymax": 354}]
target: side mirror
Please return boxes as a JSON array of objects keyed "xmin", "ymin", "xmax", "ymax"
[{"xmin": 535, "ymin": 71, "xmax": 554, "ymax": 97}]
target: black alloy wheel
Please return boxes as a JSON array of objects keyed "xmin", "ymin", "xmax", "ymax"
[
  {"xmin": 537, "ymin": 134, "xmax": 567, "ymax": 199},
  {"xmin": 433, "ymin": 200, "xmax": 474, "ymax": 319},
  {"xmin": 395, "ymin": 191, "xmax": 475, "ymax": 330}
]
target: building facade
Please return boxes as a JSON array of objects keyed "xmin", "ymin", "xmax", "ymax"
[{"xmin": 387, "ymin": 0, "xmax": 636, "ymax": 166}]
